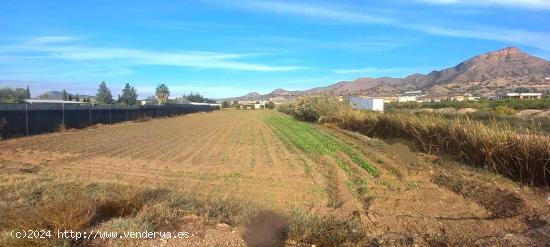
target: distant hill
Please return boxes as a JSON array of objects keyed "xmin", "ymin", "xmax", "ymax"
[
  {"xmin": 36, "ymin": 91, "xmax": 95, "ymax": 101},
  {"xmin": 226, "ymin": 47, "xmax": 550, "ymax": 101},
  {"xmin": 36, "ymin": 91, "xmax": 64, "ymax": 100}
]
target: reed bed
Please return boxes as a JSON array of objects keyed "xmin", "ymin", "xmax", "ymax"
[{"xmin": 337, "ymin": 109, "xmax": 550, "ymax": 186}]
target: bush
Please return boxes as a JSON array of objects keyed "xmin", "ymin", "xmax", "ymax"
[
  {"xmin": 277, "ymin": 96, "xmax": 348, "ymax": 122},
  {"xmin": 494, "ymin": 105, "xmax": 516, "ymax": 115}
]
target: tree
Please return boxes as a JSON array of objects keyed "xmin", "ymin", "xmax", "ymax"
[
  {"xmin": 155, "ymin": 84, "xmax": 170, "ymax": 104},
  {"xmin": 120, "ymin": 83, "xmax": 138, "ymax": 105},
  {"xmin": 96, "ymin": 81, "xmax": 114, "ymax": 104},
  {"xmin": 221, "ymin": 101, "xmax": 230, "ymax": 108},
  {"xmin": 183, "ymin": 92, "xmax": 200, "ymax": 103},
  {"xmin": 62, "ymin": 89, "xmax": 68, "ymax": 101},
  {"xmin": 75, "ymin": 94, "xmax": 80, "ymax": 102},
  {"xmin": 265, "ymin": 101, "xmax": 276, "ymax": 109},
  {"xmin": 184, "ymin": 92, "xmax": 216, "ymax": 103},
  {"xmin": 0, "ymin": 87, "xmax": 27, "ymax": 103},
  {"xmin": 25, "ymin": 86, "xmax": 31, "ymax": 99}
]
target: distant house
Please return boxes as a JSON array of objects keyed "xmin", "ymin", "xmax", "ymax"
[
  {"xmin": 497, "ymin": 92, "xmax": 542, "ymax": 100},
  {"xmin": 140, "ymin": 97, "xmax": 157, "ymax": 105},
  {"xmin": 398, "ymin": 95, "xmax": 416, "ymax": 103},
  {"xmin": 398, "ymin": 90, "xmax": 423, "ymax": 103},
  {"xmin": 254, "ymin": 103, "xmax": 265, "ymax": 109},
  {"xmin": 349, "ymin": 97, "xmax": 384, "ymax": 112},
  {"xmin": 448, "ymin": 95, "xmax": 465, "ymax": 102}
]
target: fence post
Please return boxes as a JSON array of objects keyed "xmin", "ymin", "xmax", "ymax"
[
  {"xmin": 25, "ymin": 104, "xmax": 29, "ymax": 136},
  {"xmin": 89, "ymin": 104, "xmax": 92, "ymax": 127},
  {"xmin": 109, "ymin": 104, "xmax": 112, "ymax": 124}
]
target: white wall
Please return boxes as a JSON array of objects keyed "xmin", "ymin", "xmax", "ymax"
[
  {"xmin": 398, "ymin": 95, "xmax": 417, "ymax": 102},
  {"xmin": 349, "ymin": 97, "xmax": 384, "ymax": 112}
]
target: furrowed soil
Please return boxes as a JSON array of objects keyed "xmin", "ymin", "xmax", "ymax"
[{"xmin": 1, "ymin": 110, "xmax": 549, "ymax": 246}]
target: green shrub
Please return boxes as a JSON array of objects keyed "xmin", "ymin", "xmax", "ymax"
[{"xmin": 494, "ymin": 105, "xmax": 516, "ymax": 115}]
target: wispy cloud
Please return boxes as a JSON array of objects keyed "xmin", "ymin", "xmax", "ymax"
[
  {"xmin": 215, "ymin": 1, "xmax": 550, "ymax": 51},
  {"xmin": 0, "ymin": 36, "xmax": 306, "ymax": 72},
  {"xmin": 27, "ymin": 36, "xmax": 83, "ymax": 45},
  {"xmin": 416, "ymin": 0, "xmax": 550, "ymax": 10},
  {"xmin": 243, "ymin": 35, "xmax": 407, "ymax": 52},
  {"xmin": 220, "ymin": 0, "xmax": 393, "ymax": 24}
]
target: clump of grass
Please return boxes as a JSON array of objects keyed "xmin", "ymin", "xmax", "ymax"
[
  {"xmin": 287, "ymin": 208, "xmax": 367, "ymax": 246},
  {"xmin": 55, "ymin": 123, "xmax": 67, "ymax": 132},
  {"xmin": 405, "ymin": 181, "xmax": 420, "ymax": 190}
]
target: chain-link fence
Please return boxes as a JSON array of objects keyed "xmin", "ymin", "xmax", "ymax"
[{"xmin": 0, "ymin": 103, "xmax": 217, "ymax": 138}]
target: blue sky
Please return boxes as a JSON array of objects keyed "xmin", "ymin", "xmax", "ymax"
[{"xmin": 0, "ymin": 0, "xmax": 549, "ymax": 98}]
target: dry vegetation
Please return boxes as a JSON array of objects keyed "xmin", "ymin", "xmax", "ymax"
[{"xmin": 281, "ymin": 97, "xmax": 550, "ymax": 186}]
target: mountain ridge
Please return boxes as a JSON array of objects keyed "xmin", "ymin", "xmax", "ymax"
[{"xmin": 227, "ymin": 47, "xmax": 550, "ymax": 101}]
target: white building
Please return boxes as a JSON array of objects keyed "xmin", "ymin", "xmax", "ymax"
[
  {"xmin": 398, "ymin": 95, "xmax": 417, "ymax": 103},
  {"xmin": 398, "ymin": 90, "xmax": 423, "ymax": 103},
  {"xmin": 349, "ymin": 97, "xmax": 384, "ymax": 112},
  {"xmin": 497, "ymin": 92, "xmax": 542, "ymax": 100},
  {"xmin": 254, "ymin": 103, "xmax": 265, "ymax": 109}
]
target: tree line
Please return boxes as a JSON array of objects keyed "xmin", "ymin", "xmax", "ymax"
[
  {"xmin": 0, "ymin": 86, "xmax": 30, "ymax": 103},
  {"xmin": 0, "ymin": 82, "xmax": 215, "ymax": 105}
]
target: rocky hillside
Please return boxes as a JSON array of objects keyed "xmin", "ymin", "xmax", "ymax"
[{"xmin": 228, "ymin": 47, "xmax": 550, "ymax": 101}]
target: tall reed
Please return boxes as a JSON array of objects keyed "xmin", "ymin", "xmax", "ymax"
[{"xmin": 337, "ymin": 109, "xmax": 550, "ymax": 186}]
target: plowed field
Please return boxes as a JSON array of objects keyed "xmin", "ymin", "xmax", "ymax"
[{"xmin": 1, "ymin": 110, "xmax": 549, "ymax": 245}]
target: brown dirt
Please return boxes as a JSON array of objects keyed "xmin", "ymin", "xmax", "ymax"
[{"xmin": 0, "ymin": 111, "xmax": 325, "ymax": 213}]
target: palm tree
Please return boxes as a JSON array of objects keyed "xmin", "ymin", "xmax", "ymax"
[{"xmin": 155, "ymin": 84, "xmax": 170, "ymax": 104}]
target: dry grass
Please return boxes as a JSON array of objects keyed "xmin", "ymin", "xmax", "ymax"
[
  {"xmin": 279, "ymin": 97, "xmax": 550, "ymax": 186},
  {"xmin": 0, "ymin": 174, "xmax": 258, "ymax": 246},
  {"xmin": 287, "ymin": 209, "xmax": 367, "ymax": 246},
  {"xmin": 337, "ymin": 108, "xmax": 550, "ymax": 186}
]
